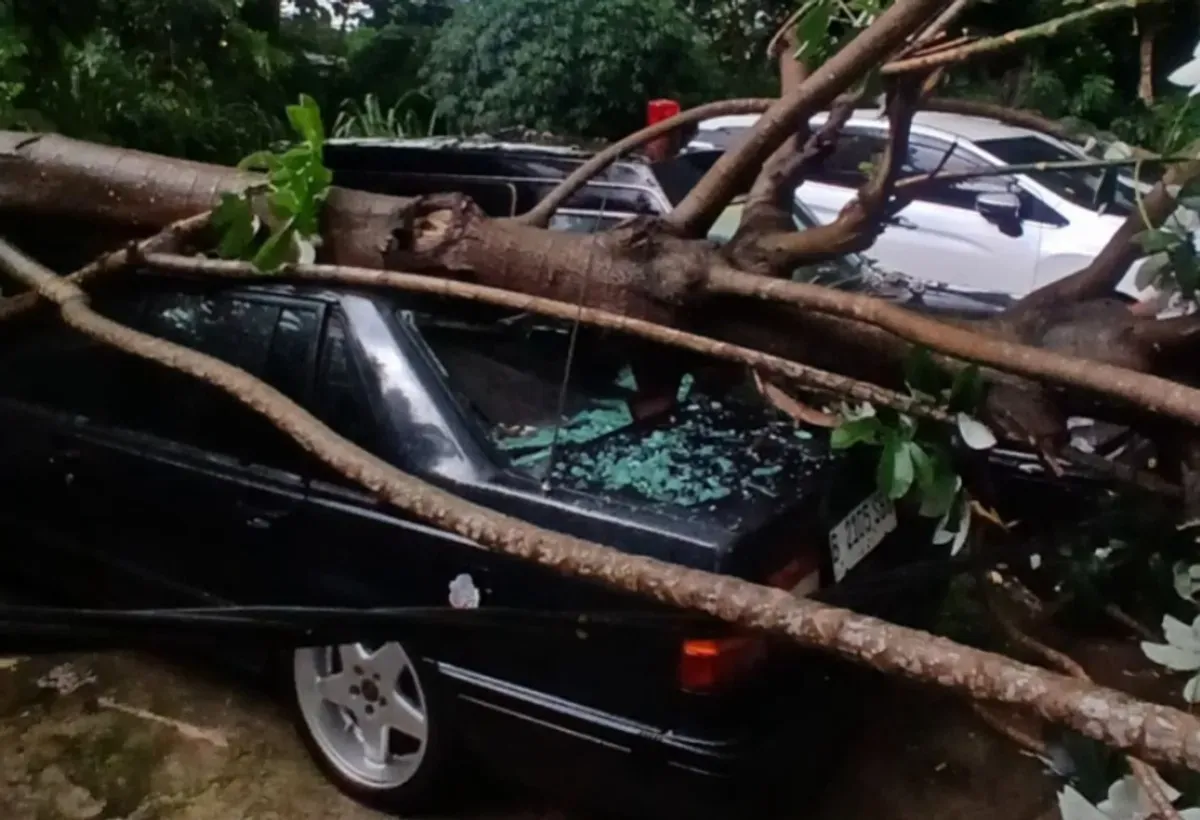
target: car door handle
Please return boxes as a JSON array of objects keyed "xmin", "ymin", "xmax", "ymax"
[{"xmin": 885, "ymin": 215, "xmax": 918, "ymax": 230}]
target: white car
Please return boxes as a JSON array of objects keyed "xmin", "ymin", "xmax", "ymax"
[{"xmin": 690, "ymin": 109, "xmax": 1152, "ymax": 306}]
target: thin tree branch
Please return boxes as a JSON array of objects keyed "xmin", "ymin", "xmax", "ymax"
[
  {"xmin": 667, "ymin": 0, "xmax": 947, "ymax": 237},
  {"xmin": 139, "ymin": 252, "xmax": 948, "ymax": 422},
  {"xmin": 896, "ymin": 155, "xmax": 1193, "ymax": 191},
  {"xmin": 0, "ymin": 211, "xmax": 212, "ymax": 323},
  {"xmin": 883, "ymin": 0, "xmax": 1157, "ymax": 75},
  {"xmin": 1011, "ymin": 157, "xmax": 1200, "ymax": 315},
  {"xmin": 734, "ymin": 77, "xmax": 925, "ymax": 273},
  {"xmin": 983, "ymin": 575, "xmax": 1182, "ymax": 820},
  {"xmin": 914, "ymin": 0, "xmax": 972, "ymax": 44},
  {"xmin": 726, "ymin": 91, "xmax": 864, "ymax": 272},
  {"xmin": 969, "ymin": 701, "xmax": 1048, "ymax": 756},
  {"xmin": 515, "ymin": 98, "xmax": 776, "ymax": 229}
]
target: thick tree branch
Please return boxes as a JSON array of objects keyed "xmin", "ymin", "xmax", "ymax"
[
  {"xmin": 0, "ymin": 131, "xmax": 404, "ymax": 270},
  {"xmin": 705, "ymin": 266, "xmax": 1200, "ymax": 427},
  {"xmin": 667, "ymin": 0, "xmax": 948, "ymax": 237},
  {"xmin": 767, "ymin": 5, "xmax": 811, "ymax": 92},
  {"xmin": 513, "ymin": 98, "xmax": 775, "ymax": 229},
  {"xmin": 1011, "ymin": 158, "xmax": 1200, "ymax": 316},
  {"xmin": 9, "ymin": 238, "xmax": 1200, "ymax": 772},
  {"xmin": 983, "ymin": 576, "xmax": 1182, "ymax": 820},
  {"xmin": 740, "ymin": 77, "xmax": 924, "ymax": 273},
  {"xmin": 725, "ymin": 98, "xmax": 859, "ymax": 274}
]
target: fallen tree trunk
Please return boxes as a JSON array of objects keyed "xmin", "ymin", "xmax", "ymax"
[{"xmin": 8, "ymin": 130, "xmax": 1200, "ymax": 439}]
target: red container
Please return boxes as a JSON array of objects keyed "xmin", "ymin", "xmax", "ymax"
[{"xmin": 644, "ymin": 98, "xmax": 682, "ymax": 161}]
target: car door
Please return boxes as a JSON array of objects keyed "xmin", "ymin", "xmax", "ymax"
[
  {"xmin": 798, "ymin": 129, "xmax": 1045, "ymax": 296},
  {"xmin": 40, "ymin": 282, "xmax": 328, "ymax": 605},
  {"xmin": 0, "ymin": 302, "xmax": 147, "ymax": 597}
]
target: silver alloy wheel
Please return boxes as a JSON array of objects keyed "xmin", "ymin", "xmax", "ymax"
[{"xmin": 294, "ymin": 641, "xmax": 429, "ymax": 789}]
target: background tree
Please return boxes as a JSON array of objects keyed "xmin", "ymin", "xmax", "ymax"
[{"xmin": 421, "ymin": 0, "xmax": 724, "ymax": 139}]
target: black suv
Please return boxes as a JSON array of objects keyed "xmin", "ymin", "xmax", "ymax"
[{"xmin": 0, "ymin": 139, "xmax": 951, "ymax": 819}]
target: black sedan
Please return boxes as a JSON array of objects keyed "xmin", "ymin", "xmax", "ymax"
[{"xmin": 0, "ymin": 264, "xmax": 952, "ymax": 818}]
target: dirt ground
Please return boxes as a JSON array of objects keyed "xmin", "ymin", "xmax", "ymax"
[{"xmin": 0, "ymin": 649, "xmax": 1060, "ymax": 820}]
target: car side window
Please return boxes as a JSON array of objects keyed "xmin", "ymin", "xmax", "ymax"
[
  {"xmin": 120, "ymin": 289, "xmax": 324, "ymax": 470},
  {"xmin": 811, "ymin": 130, "xmax": 885, "ymax": 188},
  {"xmin": 0, "ymin": 285, "xmax": 330, "ymax": 473},
  {"xmin": 899, "ymin": 137, "xmax": 1003, "ymax": 210},
  {"xmin": 0, "ymin": 289, "xmax": 145, "ymax": 418},
  {"xmin": 311, "ymin": 309, "xmax": 378, "ymax": 453},
  {"xmin": 815, "ymin": 130, "xmax": 1025, "ymax": 214}
]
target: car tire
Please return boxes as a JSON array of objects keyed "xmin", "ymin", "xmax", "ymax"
[{"xmin": 289, "ymin": 639, "xmax": 457, "ymax": 814}]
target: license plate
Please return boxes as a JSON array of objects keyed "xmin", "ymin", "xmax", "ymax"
[{"xmin": 829, "ymin": 492, "xmax": 897, "ymax": 582}]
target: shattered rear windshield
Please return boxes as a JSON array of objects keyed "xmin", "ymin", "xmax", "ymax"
[{"xmin": 405, "ymin": 301, "xmax": 831, "ymax": 510}]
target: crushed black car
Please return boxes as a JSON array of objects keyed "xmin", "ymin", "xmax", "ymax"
[{"xmin": 0, "ymin": 134, "xmax": 1097, "ymax": 820}]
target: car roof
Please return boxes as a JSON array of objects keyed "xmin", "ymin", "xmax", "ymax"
[
  {"xmin": 325, "ymin": 135, "xmax": 604, "ymax": 158},
  {"xmin": 696, "ymin": 109, "xmax": 1050, "ymax": 146}
]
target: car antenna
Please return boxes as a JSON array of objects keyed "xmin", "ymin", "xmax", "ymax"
[{"xmin": 540, "ymin": 194, "xmax": 610, "ymax": 495}]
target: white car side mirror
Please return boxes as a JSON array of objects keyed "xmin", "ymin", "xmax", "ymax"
[{"xmin": 975, "ymin": 191, "xmax": 1021, "ymax": 223}]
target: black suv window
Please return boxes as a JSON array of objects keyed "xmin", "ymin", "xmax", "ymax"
[{"xmin": 0, "ymin": 284, "xmax": 326, "ymax": 472}]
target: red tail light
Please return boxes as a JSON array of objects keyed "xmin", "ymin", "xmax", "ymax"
[
  {"xmin": 678, "ymin": 636, "xmax": 767, "ymax": 692},
  {"xmin": 678, "ymin": 540, "xmax": 822, "ymax": 692}
]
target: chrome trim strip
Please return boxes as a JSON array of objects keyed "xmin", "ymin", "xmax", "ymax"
[
  {"xmin": 436, "ymin": 661, "xmax": 737, "ymax": 758},
  {"xmin": 456, "ymin": 694, "xmax": 630, "ymax": 752}
]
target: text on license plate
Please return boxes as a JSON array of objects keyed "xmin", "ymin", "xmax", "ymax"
[{"xmin": 829, "ymin": 492, "xmax": 897, "ymax": 582}]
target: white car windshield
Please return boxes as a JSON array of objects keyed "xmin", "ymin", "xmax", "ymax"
[{"xmin": 974, "ymin": 135, "xmax": 1137, "ymax": 217}]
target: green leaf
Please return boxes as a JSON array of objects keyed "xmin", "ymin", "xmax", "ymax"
[
  {"xmin": 903, "ymin": 346, "xmax": 944, "ymax": 397},
  {"xmin": 211, "ymin": 193, "xmax": 257, "ymax": 260},
  {"xmin": 237, "ymin": 150, "xmax": 279, "ymax": 172},
  {"xmin": 286, "ymin": 93, "xmax": 325, "ymax": 147},
  {"xmin": 1141, "ymin": 640, "xmax": 1200, "ymax": 671},
  {"xmin": 792, "ymin": 0, "xmax": 833, "ymax": 61},
  {"xmin": 907, "ymin": 440, "xmax": 933, "ymax": 491},
  {"xmin": 947, "ymin": 365, "xmax": 984, "ymax": 413},
  {"xmin": 831, "ymin": 416, "xmax": 882, "ymax": 450},
  {"xmin": 271, "ymin": 186, "xmax": 302, "ymax": 218},
  {"xmin": 877, "ymin": 434, "xmax": 914, "ymax": 500},
  {"xmin": 251, "ymin": 218, "xmax": 297, "ymax": 272},
  {"xmin": 1136, "ymin": 228, "xmax": 1181, "ymax": 254},
  {"xmin": 919, "ymin": 469, "xmax": 960, "ymax": 519},
  {"xmin": 1171, "ymin": 240, "xmax": 1200, "ymax": 298}
]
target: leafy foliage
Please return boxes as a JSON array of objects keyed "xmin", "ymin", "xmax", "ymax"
[
  {"xmin": 420, "ymin": 0, "xmax": 723, "ymax": 139},
  {"xmin": 1059, "ymin": 776, "xmax": 1200, "ymax": 820},
  {"xmin": 213, "ymin": 93, "xmax": 331, "ymax": 271},
  {"xmin": 831, "ymin": 348, "xmax": 990, "ymax": 556},
  {"xmin": 332, "ymin": 90, "xmax": 438, "ymax": 138}
]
